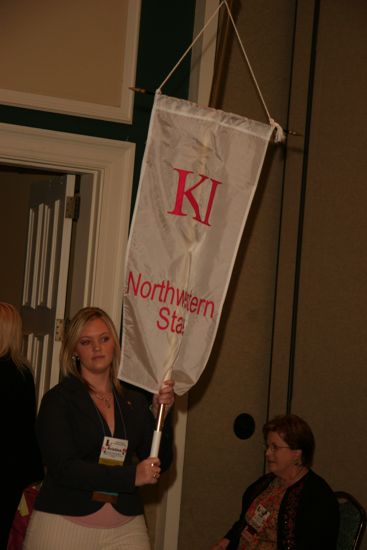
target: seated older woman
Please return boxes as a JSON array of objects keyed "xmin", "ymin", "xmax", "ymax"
[{"xmin": 211, "ymin": 414, "xmax": 339, "ymax": 550}]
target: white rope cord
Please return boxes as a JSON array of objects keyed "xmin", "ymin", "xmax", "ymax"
[
  {"xmin": 222, "ymin": 1, "xmax": 284, "ymax": 141},
  {"xmin": 222, "ymin": 0, "xmax": 271, "ymax": 122},
  {"xmin": 157, "ymin": 1, "xmax": 284, "ymax": 142}
]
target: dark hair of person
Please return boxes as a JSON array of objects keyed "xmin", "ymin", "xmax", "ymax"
[{"xmin": 263, "ymin": 414, "xmax": 315, "ymax": 468}]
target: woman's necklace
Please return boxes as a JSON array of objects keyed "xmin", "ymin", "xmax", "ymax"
[{"xmin": 93, "ymin": 391, "xmax": 113, "ymax": 408}]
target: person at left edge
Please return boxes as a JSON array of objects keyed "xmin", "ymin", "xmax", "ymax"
[
  {"xmin": 24, "ymin": 306, "xmax": 175, "ymax": 550},
  {"xmin": 0, "ymin": 302, "xmax": 43, "ymax": 549}
]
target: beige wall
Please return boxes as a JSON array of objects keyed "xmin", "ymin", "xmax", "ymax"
[
  {"xmin": 289, "ymin": 0, "xmax": 367, "ymax": 505},
  {"xmin": 0, "ymin": 0, "xmax": 140, "ymax": 122},
  {"xmin": 0, "ymin": 0, "xmax": 128, "ymax": 105},
  {"xmin": 271, "ymin": 0, "xmax": 367, "ymax": 516},
  {"xmin": 179, "ymin": 1, "xmax": 367, "ymax": 549}
]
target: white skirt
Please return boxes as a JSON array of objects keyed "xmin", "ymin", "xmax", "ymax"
[{"xmin": 23, "ymin": 511, "xmax": 151, "ymax": 550}]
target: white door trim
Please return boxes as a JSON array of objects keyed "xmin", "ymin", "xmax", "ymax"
[{"xmin": 0, "ymin": 123, "xmax": 135, "ymax": 332}]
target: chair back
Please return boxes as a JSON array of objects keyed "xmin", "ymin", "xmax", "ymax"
[{"xmin": 335, "ymin": 491, "xmax": 366, "ymax": 550}]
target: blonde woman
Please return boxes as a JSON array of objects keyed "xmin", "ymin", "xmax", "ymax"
[
  {"xmin": 24, "ymin": 307, "xmax": 174, "ymax": 550},
  {"xmin": 0, "ymin": 302, "xmax": 43, "ymax": 548}
]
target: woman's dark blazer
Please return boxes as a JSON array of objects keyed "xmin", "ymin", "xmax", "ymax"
[
  {"xmin": 2, "ymin": 355, "xmax": 43, "ymax": 487},
  {"xmin": 1, "ymin": 355, "xmax": 43, "ymax": 547},
  {"xmin": 34, "ymin": 375, "xmax": 173, "ymax": 517}
]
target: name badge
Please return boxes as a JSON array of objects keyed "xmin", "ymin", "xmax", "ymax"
[
  {"xmin": 252, "ymin": 504, "xmax": 270, "ymax": 530},
  {"xmin": 99, "ymin": 436, "xmax": 128, "ymax": 466},
  {"xmin": 92, "ymin": 437, "xmax": 128, "ymax": 504}
]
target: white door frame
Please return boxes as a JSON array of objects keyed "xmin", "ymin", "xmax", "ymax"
[{"xmin": 0, "ymin": 122, "xmax": 135, "ymax": 332}]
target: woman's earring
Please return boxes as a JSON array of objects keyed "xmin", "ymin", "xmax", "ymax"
[{"xmin": 72, "ymin": 354, "xmax": 80, "ymax": 366}]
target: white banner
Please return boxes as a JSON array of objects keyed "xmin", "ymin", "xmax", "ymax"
[{"xmin": 118, "ymin": 93, "xmax": 274, "ymax": 395}]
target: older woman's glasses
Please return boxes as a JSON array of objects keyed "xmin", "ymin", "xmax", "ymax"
[{"xmin": 264, "ymin": 443, "xmax": 290, "ymax": 452}]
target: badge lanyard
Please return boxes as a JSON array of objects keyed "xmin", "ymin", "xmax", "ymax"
[{"xmin": 92, "ymin": 387, "xmax": 128, "ymax": 504}]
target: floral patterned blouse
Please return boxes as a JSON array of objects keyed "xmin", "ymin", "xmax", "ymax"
[{"xmin": 238, "ymin": 478, "xmax": 287, "ymax": 549}]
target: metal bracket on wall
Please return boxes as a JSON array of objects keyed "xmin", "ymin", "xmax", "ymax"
[
  {"xmin": 65, "ymin": 195, "xmax": 80, "ymax": 221},
  {"xmin": 54, "ymin": 318, "xmax": 64, "ymax": 342}
]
